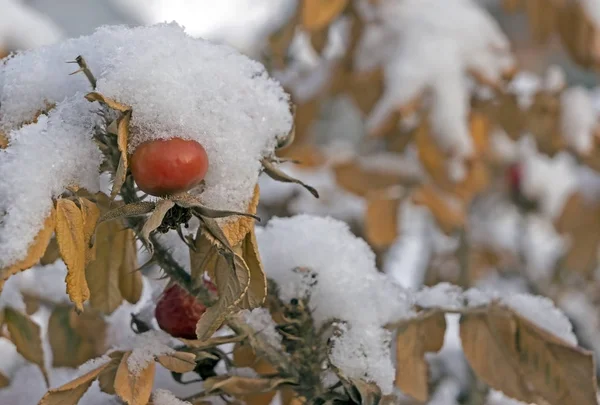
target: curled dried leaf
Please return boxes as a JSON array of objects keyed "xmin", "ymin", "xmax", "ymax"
[
  {"xmin": 98, "ymin": 201, "xmax": 156, "ymax": 224},
  {"xmin": 98, "ymin": 351, "xmax": 125, "ymax": 395},
  {"xmin": 301, "ymin": 0, "xmax": 349, "ymax": 31},
  {"xmin": 156, "ymin": 351, "xmax": 197, "ymax": 373},
  {"xmin": 78, "ymin": 197, "xmax": 101, "ymax": 262},
  {"xmin": 85, "ymin": 92, "xmax": 131, "ymax": 112},
  {"xmin": 141, "ymin": 199, "xmax": 175, "ymax": 254},
  {"xmin": 261, "ymin": 158, "xmax": 319, "ymax": 198},
  {"xmin": 221, "ymin": 184, "xmax": 261, "ymax": 247},
  {"xmin": 38, "ymin": 361, "xmax": 110, "ymax": 405},
  {"xmin": 203, "ymin": 375, "xmax": 297, "ymax": 397},
  {"xmin": 172, "ymin": 192, "xmax": 259, "ymax": 221},
  {"xmin": 114, "ymin": 351, "xmax": 156, "ymax": 405}
]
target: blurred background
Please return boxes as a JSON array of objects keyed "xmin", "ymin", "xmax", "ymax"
[{"xmin": 4, "ymin": 0, "xmax": 600, "ymax": 400}]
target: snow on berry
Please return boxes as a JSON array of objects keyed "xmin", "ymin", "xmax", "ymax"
[{"xmin": 0, "ymin": 23, "xmax": 292, "ymax": 269}]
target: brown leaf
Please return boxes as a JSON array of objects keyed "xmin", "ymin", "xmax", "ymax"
[
  {"xmin": 394, "ymin": 311, "xmax": 446, "ymax": 402},
  {"xmin": 156, "ymin": 351, "xmax": 197, "ymax": 373},
  {"xmin": 55, "ymin": 198, "xmax": 89, "ymax": 311},
  {"xmin": 141, "ymin": 199, "xmax": 175, "ymax": 254},
  {"xmin": 364, "ymin": 189, "xmax": 401, "ymax": 250},
  {"xmin": 22, "ymin": 293, "xmax": 41, "ymax": 315},
  {"xmin": 222, "ymin": 184, "xmax": 261, "ymax": 247},
  {"xmin": 0, "ymin": 371, "xmax": 9, "ymax": 388},
  {"xmin": 195, "ymin": 253, "xmax": 251, "ymax": 340},
  {"xmin": 5, "ymin": 307, "xmax": 49, "ymax": 387},
  {"xmin": 236, "ymin": 228, "xmax": 267, "ymax": 310},
  {"xmin": 98, "ymin": 351, "xmax": 125, "ymax": 395},
  {"xmin": 301, "ymin": 0, "xmax": 349, "ymax": 31},
  {"xmin": 411, "ymin": 185, "xmax": 466, "ymax": 234},
  {"xmin": 232, "ymin": 344, "xmax": 279, "ymax": 405},
  {"xmin": 0, "ymin": 131, "xmax": 8, "ymax": 149},
  {"xmin": 332, "ymin": 159, "xmax": 403, "ymax": 197},
  {"xmin": 172, "ymin": 192, "xmax": 258, "ymax": 221},
  {"xmin": 115, "ymin": 351, "xmax": 156, "ymax": 405},
  {"xmin": 203, "ymin": 375, "xmax": 296, "ymax": 397},
  {"xmin": 268, "ymin": 5, "xmax": 299, "ymax": 70},
  {"xmin": 348, "ymin": 68, "xmax": 385, "ymax": 115},
  {"xmin": 48, "ymin": 306, "xmax": 106, "ymax": 368},
  {"xmin": 0, "ymin": 208, "xmax": 55, "ymax": 291},
  {"xmin": 460, "ymin": 304, "xmax": 598, "ymax": 405},
  {"xmin": 118, "ymin": 228, "xmax": 142, "ymax": 304},
  {"xmin": 84, "ymin": 92, "xmax": 131, "ymax": 112},
  {"xmin": 111, "ymin": 111, "xmax": 132, "ymax": 199},
  {"xmin": 190, "ymin": 227, "xmax": 220, "ymax": 287},
  {"xmin": 40, "ymin": 237, "xmax": 61, "ymax": 266},
  {"xmin": 38, "ymin": 361, "xmax": 110, "ymax": 405},
  {"xmin": 261, "ymin": 158, "xmax": 319, "ymax": 198},
  {"xmin": 78, "ymin": 197, "xmax": 100, "ymax": 263}
]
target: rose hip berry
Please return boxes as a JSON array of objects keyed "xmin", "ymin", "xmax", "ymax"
[
  {"xmin": 130, "ymin": 138, "xmax": 209, "ymax": 197},
  {"xmin": 155, "ymin": 281, "xmax": 217, "ymax": 339}
]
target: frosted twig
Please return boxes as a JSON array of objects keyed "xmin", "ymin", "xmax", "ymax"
[{"xmin": 66, "ymin": 55, "xmax": 96, "ymax": 89}]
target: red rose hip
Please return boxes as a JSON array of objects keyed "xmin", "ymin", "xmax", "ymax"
[
  {"xmin": 130, "ymin": 138, "xmax": 209, "ymax": 197},
  {"xmin": 155, "ymin": 282, "xmax": 217, "ymax": 339}
]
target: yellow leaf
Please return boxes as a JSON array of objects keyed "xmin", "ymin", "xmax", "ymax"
[
  {"xmin": 394, "ymin": 311, "xmax": 446, "ymax": 402},
  {"xmin": 98, "ymin": 351, "xmax": 125, "ymax": 395},
  {"xmin": 460, "ymin": 304, "xmax": 598, "ymax": 405},
  {"xmin": 0, "ymin": 371, "xmax": 9, "ymax": 388},
  {"xmin": 203, "ymin": 375, "xmax": 296, "ymax": 397},
  {"xmin": 222, "ymin": 185, "xmax": 261, "ymax": 247},
  {"xmin": 0, "ymin": 207, "xmax": 55, "ymax": 291},
  {"xmin": 115, "ymin": 351, "xmax": 156, "ymax": 405},
  {"xmin": 237, "ymin": 228, "xmax": 267, "ymax": 310},
  {"xmin": 55, "ymin": 199, "xmax": 89, "ymax": 311},
  {"xmin": 22, "ymin": 293, "xmax": 41, "ymax": 315},
  {"xmin": 40, "ymin": 237, "xmax": 61, "ymax": 266},
  {"xmin": 156, "ymin": 351, "xmax": 197, "ymax": 373},
  {"xmin": 232, "ymin": 344, "xmax": 279, "ymax": 405},
  {"xmin": 332, "ymin": 159, "xmax": 403, "ymax": 197},
  {"xmin": 111, "ymin": 111, "xmax": 132, "ymax": 199},
  {"xmin": 196, "ymin": 253, "xmax": 251, "ymax": 340},
  {"xmin": 78, "ymin": 197, "xmax": 100, "ymax": 263},
  {"xmin": 38, "ymin": 361, "xmax": 110, "ymax": 405},
  {"xmin": 118, "ymin": 228, "xmax": 142, "ymax": 304},
  {"xmin": 190, "ymin": 227, "xmax": 220, "ymax": 287},
  {"xmin": 86, "ymin": 220, "xmax": 124, "ymax": 314},
  {"xmin": 84, "ymin": 92, "xmax": 131, "ymax": 112},
  {"xmin": 0, "ymin": 131, "xmax": 8, "ymax": 149},
  {"xmin": 5, "ymin": 307, "xmax": 49, "ymax": 387},
  {"xmin": 348, "ymin": 68, "xmax": 385, "ymax": 116},
  {"xmin": 364, "ymin": 190, "xmax": 401, "ymax": 250},
  {"xmin": 301, "ymin": 0, "xmax": 349, "ymax": 31},
  {"xmin": 48, "ymin": 305, "xmax": 106, "ymax": 368}
]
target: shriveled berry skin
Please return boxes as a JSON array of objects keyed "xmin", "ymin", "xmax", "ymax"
[
  {"xmin": 130, "ymin": 138, "xmax": 209, "ymax": 197},
  {"xmin": 155, "ymin": 282, "xmax": 216, "ymax": 339}
]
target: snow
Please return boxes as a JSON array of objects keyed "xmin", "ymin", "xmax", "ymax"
[
  {"xmin": 256, "ymin": 215, "xmax": 413, "ymax": 393},
  {"xmin": 561, "ymin": 86, "xmax": 597, "ymax": 156},
  {"xmin": 114, "ymin": 330, "xmax": 174, "ymax": 375},
  {"xmin": 240, "ymin": 308, "xmax": 283, "ymax": 349},
  {"xmin": 0, "ymin": 23, "xmax": 292, "ymax": 269},
  {"xmin": 152, "ymin": 389, "xmax": 192, "ymax": 405},
  {"xmin": 416, "ymin": 283, "xmax": 464, "ymax": 310}
]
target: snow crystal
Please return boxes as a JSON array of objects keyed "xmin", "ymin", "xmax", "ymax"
[
  {"xmin": 329, "ymin": 323, "xmax": 395, "ymax": 394},
  {"xmin": 0, "ymin": 23, "xmax": 292, "ymax": 268},
  {"xmin": 487, "ymin": 389, "xmax": 532, "ymax": 405},
  {"xmin": 256, "ymin": 215, "xmax": 413, "ymax": 393},
  {"xmin": 114, "ymin": 330, "xmax": 175, "ymax": 375},
  {"xmin": 240, "ymin": 308, "xmax": 283, "ymax": 349},
  {"xmin": 152, "ymin": 389, "xmax": 192, "ymax": 405},
  {"xmin": 561, "ymin": 86, "xmax": 596, "ymax": 156}
]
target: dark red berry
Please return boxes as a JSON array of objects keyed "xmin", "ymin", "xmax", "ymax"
[{"xmin": 155, "ymin": 281, "xmax": 217, "ymax": 339}]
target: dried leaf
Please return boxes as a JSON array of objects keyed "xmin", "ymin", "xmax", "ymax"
[
  {"xmin": 85, "ymin": 92, "xmax": 131, "ymax": 112},
  {"xmin": 190, "ymin": 225, "xmax": 221, "ymax": 285},
  {"xmin": 394, "ymin": 311, "xmax": 446, "ymax": 402},
  {"xmin": 98, "ymin": 351, "xmax": 125, "ymax": 395},
  {"xmin": 232, "ymin": 344, "xmax": 278, "ymax": 405},
  {"xmin": 172, "ymin": 192, "xmax": 259, "ymax": 221},
  {"xmin": 114, "ymin": 351, "xmax": 156, "ymax": 405},
  {"xmin": 0, "ymin": 208, "xmax": 55, "ymax": 291},
  {"xmin": 178, "ymin": 334, "xmax": 246, "ymax": 350},
  {"xmin": 111, "ymin": 111, "xmax": 132, "ymax": 198},
  {"xmin": 364, "ymin": 190, "xmax": 401, "ymax": 249},
  {"xmin": 98, "ymin": 201, "xmax": 156, "ymax": 224},
  {"xmin": 332, "ymin": 159, "xmax": 403, "ymax": 197},
  {"xmin": 203, "ymin": 375, "xmax": 296, "ymax": 396},
  {"xmin": 222, "ymin": 184, "xmax": 261, "ymax": 247},
  {"xmin": 111, "ymin": 157, "xmax": 128, "ymax": 200},
  {"xmin": 301, "ymin": 0, "xmax": 349, "ymax": 31},
  {"xmin": 118, "ymin": 228, "xmax": 142, "ymax": 304},
  {"xmin": 0, "ymin": 131, "xmax": 8, "ymax": 149},
  {"xmin": 48, "ymin": 306, "xmax": 106, "ymax": 368},
  {"xmin": 141, "ymin": 199, "xmax": 175, "ymax": 254},
  {"xmin": 237, "ymin": 228, "xmax": 267, "ymax": 310},
  {"xmin": 40, "ymin": 237, "xmax": 61, "ymax": 266},
  {"xmin": 411, "ymin": 185, "xmax": 465, "ymax": 234},
  {"xmin": 86, "ymin": 220, "xmax": 124, "ymax": 314},
  {"xmin": 0, "ymin": 371, "xmax": 9, "ymax": 388},
  {"xmin": 5, "ymin": 307, "xmax": 49, "ymax": 387},
  {"xmin": 195, "ymin": 253, "xmax": 251, "ymax": 340},
  {"xmin": 268, "ymin": 5, "xmax": 299, "ymax": 69},
  {"xmin": 38, "ymin": 361, "xmax": 110, "ymax": 405},
  {"xmin": 199, "ymin": 216, "xmax": 235, "ymax": 256},
  {"xmin": 78, "ymin": 198, "xmax": 101, "ymax": 264},
  {"xmin": 261, "ymin": 158, "xmax": 319, "ymax": 198},
  {"xmin": 460, "ymin": 304, "xmax": 598, "ymax": 405},
  {"xmin": 22, "ymin": 293, "xmax": 41, "ymax": 315},
  {"xmin": 55, "ymin": 199, "xmax": 89, "ymax": 311},
  {"xmin": 348, "ymin": 68, "xmax": 385, "ymax": 115},
  {"xmin": 156, "ymin": 351, "xmax": 197, "ymax": 373}
]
